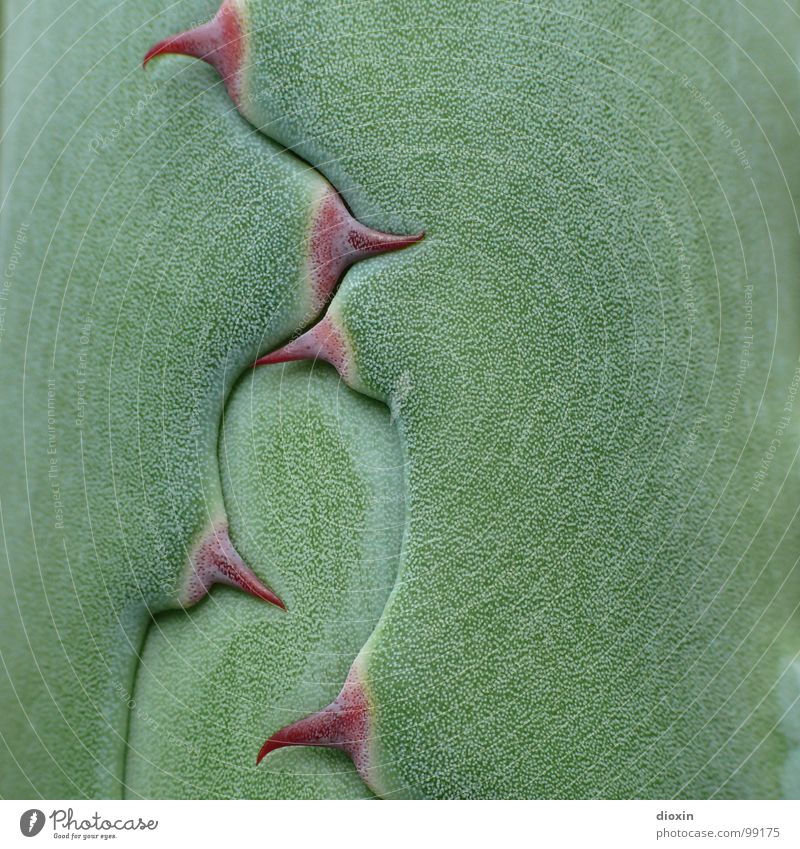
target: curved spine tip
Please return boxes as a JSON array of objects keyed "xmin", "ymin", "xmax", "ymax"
[
  {"xmin": 184, "ymin": 521, "xmax": 285, "ymax": 611},
  {"xmin": 347, "ymin": 224, "xmax": 425, "ymax": 256},
  {"xmin": 143, "ymin": 20, "xmax": 219, "ymax": 67},
  {"xmin": 254, "ymin": 316, "xmax": 350, "ymax": 381},
  {"xmin": 257, "ymin": 666, "xmax": 370, "ymax": 775},
  {"xmin": 142, "ymin": 1, "xmax": 243, "ymax": 101},
  {"xmin": 307, "ymin": 189, "xmax": 424, "ymax": 313}
]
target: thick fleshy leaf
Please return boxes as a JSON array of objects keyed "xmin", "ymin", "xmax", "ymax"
[
  {"xmin": 3, "ymin": 0, "xmax": 800, "ymax": 801},
  {"xmin": 0, "ymin": 0, "xmax": 403, "ymax": 797},
  {"xmin": 124, "ymin": 365, "xmax": 403, "ymax": 798},
  {"xmin": 234, "ymin": 0, "xmax": 800, "ymax": 798}
]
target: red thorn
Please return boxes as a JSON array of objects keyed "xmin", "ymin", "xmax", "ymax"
[
  {"xmin": 143, "ymin": 1, "xmax": 244, "ymax": 103},
  {"xmin": 257, "ymin": 665, "xmax": 371, "ymax": 779},
  {"xmin": 255, "ymin": 315, "xmax": 351, "ymax": 381},
  {"xmin": 307, "ymin": 188, "xmax": 424, "ymax": 313},
  {"xmin": 184, "ymin": 521, "xmax": 285, "ymax": 610}
]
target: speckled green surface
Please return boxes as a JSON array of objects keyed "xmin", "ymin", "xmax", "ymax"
[{"xmin": 2, "ymin": 0, "xmax": 800, "ymax": 800}]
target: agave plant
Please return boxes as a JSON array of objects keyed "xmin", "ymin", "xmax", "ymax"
[{"xmin": 1, "ymin": 0, "xmax": 798, "ymax": 800}]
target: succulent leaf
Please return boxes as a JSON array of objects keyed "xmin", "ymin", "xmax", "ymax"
[
  {"xmin": 0, "ymin": 0, "xmax": 406, "ymax": 796},
  {"xmin": 2, "ymin": 0, "xmax": 800, "ymax": 801},
  {"xmin": 124, "ymin": 365, "xmax": 404, "ymax": 798},
  {"xmin": 204, "ymin": 0, "xmax": 800, "ymax": 798}
]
